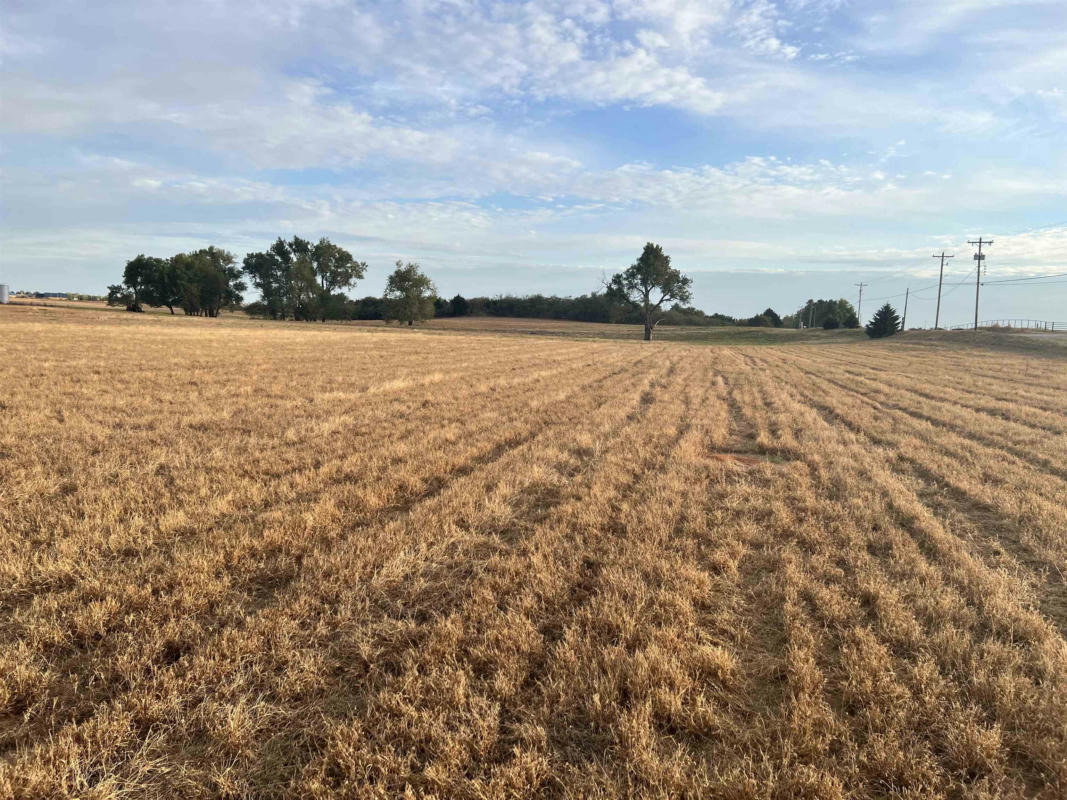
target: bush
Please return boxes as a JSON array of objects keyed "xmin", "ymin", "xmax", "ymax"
[
  {"xmin": 761, "ymin": 307, "xmax": 783, "ymax": 327},
  {"xmin": 823, "ymin": 314, "xmax": 841, "ymax": 330}
]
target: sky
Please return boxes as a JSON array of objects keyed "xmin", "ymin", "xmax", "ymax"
[{"xmin": 2, "ymin": 0, "xmax": 1066, "ymax": 325}]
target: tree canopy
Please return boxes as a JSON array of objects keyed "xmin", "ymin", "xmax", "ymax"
[
  {"xmin": 110, "ymin": 249, "xmax": 244, "ymax": 316},
  {"xmin": 383, "ymin": 261, "xmax": 437, "ymax": 326},
  {"xmin": 241, "ymin": 237, "xmax": 366, "ymax": 321},
  {"xmin": 606, "ymin": 243, "xmax": 693, "ymax": 340},
  {"xmin": 787, "ymin": 298, "xmax": 859, "ymax": 329},
  {"xmin": 171, "ymin": 248, "xmax": 246, "ymax": 317}
]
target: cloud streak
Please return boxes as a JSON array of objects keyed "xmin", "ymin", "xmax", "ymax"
[{"xmin": 2, "ymin": 0, "xmax": 1065, "ymax": 320}]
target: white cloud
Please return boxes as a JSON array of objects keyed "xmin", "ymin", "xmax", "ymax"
[
  {"xmin": 733, "ymin": 0, "xmax": 800, "ymax": 59},
  {"xmin": 2, "ymin": 0, "xmax": 1065, "ymax": 317},
  {"xmin": 614, "ymin": 0, "xmax": 731, "ymax": 43}
]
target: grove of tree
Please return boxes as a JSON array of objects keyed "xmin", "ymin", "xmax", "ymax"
[
  {"xmin": 109, "ymin": 247, "xmax": 246, "ymax": 317},
  {"xmin": 785, "ymin": 298, "xmax": 860, "ymax": 330},
  {"xmin": 242, "ymin": 237, "xmax": 367, "ymax": 322}
]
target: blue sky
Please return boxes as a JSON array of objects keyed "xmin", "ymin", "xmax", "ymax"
[{"xmin": 2, "ymin": 0, "xmax": 1066, "ymax": 323}]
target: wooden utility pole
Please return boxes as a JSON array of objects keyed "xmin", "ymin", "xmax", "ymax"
[
  {"xmin": 967, "ymin": 238, "xmax": 992, "ymax": 330},
  {"xmin": 933, "ymin": 251, "xmax": 954, "ymax": 329},
  {"xmin": 902, "ymin": 287, "xmax": 909, "ymax": 330},
  {"xmin": 855, "ymin": 282, "xmax": 867, "ymax": 324}
]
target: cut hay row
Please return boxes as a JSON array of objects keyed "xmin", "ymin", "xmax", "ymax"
[{"xmin": 1, "ymin": 308, "xmax": 1064, "ymax": 798}]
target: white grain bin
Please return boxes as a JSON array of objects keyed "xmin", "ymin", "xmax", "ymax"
[{"xmin": 0, "ymin": 285, "xmax": 9, "ymax": 304}]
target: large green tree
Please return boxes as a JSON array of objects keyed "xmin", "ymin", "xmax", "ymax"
[
  {"xmin": 289, "ymin": 251, "xmax": 322, "ymax": 321},
  {"xmin": 121, "ymin": 254, "xmax": 187, "ymax": 313},
  {"xmin": 114, "ymin": 255, "xmax": 183, "ymax": 313},
  {"xmin": 791, "ymin": 298, "xmax": 859, "ymax": 329},
  {"xmin": 242, "ymin": 239, "xmax": 294, "ymax": 319},
  {"xmin": 122, "ymin": 255, "xmax": 163, "ymax": 309},
  {"xmin": 865, "ymin": 303, "xmax": 902, "ymax": 339},
  {"xmin": 383, "ymin": 261, "xmax": 436, "ymax": 326},
  {"xmin": 171, "ymin": 247, "xmax": 245, "ymax": 317},
  {"xmin": 606, "ymin": 243, "xmax": 692, "ymax": 340},
  {"xmin": 242, "ymin": 236, "xmax": 366, "ymax": 321},
  {"xmin": 312, "ymin": 239, "xmax": 366, "ymax": 293}
]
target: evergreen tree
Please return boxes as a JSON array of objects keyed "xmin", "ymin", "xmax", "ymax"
[{"xmin": 865, "ymin": 303, "xmax": 901, "ymax": 338}]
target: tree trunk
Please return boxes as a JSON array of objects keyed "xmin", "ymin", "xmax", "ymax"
[{"xmin": 643, "ymin": 320, "xmax": 653, "ymax": 341}]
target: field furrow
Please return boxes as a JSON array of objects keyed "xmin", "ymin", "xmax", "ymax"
[{"xmin": 2, "ymin": 307, "xmax": 1065, "ymax": 799}]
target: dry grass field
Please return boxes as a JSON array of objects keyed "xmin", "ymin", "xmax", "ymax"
[{"xmin": 1, "ymin": 304, "xmax": 1066, "ymax": 799}]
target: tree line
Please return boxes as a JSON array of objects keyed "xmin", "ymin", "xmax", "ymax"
[
  {"xmin": 783, "ymin": 298, "xmax": 861, "ymax": 329},
  {"xmin": 108, "ymin": 239, "xmax": 784, "ymax": 337},
  {"xmin": 109, "ymin": 238, "xmax": 438, "ymax": 325},
  {"xmin": 108, "ymin": 239, "xmax": 898, "ymax": 341}
]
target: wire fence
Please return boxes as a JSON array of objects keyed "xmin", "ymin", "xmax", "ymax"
[{"xmin": 947, "ymin": 319, "xmax": 1065, "ymax": 331}]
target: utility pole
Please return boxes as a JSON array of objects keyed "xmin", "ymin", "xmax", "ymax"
[
  {"xmin": 855, "ymin": 282, "xmax": 867, "ymax": 324},
  {"xmin": 967, "ymin": 237, "xmax": 992, "ymax": 330},
  {"xmin": 902, "ymin": 287, "xmax": 909, "ymax": 330},
  {"xmin": 932, "ymin": 251, "xmax": 954, "ymax": 329}
]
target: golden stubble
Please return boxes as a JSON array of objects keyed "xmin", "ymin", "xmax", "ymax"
[{"xmin": 1, "ymin": 305, "xmax": 1065, "ymax": 799}]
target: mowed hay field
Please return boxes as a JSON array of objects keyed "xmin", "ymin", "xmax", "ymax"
[{"xmin": 2, "ymin": 306, "xmax": 1066, "ymax": 799}]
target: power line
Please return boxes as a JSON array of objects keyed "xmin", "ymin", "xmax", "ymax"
[
  {"xmin": 864, "ymin": 281, "xmax": 940, "ymax": 302},
  {"xmin": 942, "ymin": 265, "xmax": 976, "ymax": 299},
  {"xmin": 981, "ymin": 271, "xmax": 1067, "ymax": 284},
  {"xmin": 864, "ymin": 269, "xmax": 1000, "ymax": 302},
  {"xmin": 860, "ymin": 269, "xmax": 1066, "ymax": 300},
  {"xmin": 858, "ymin": 269, "xmax": 919, "ymax": 288},
  {"xmin": 984, "ymin": 279, "xmax": 1067, "ymax": 287}
]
